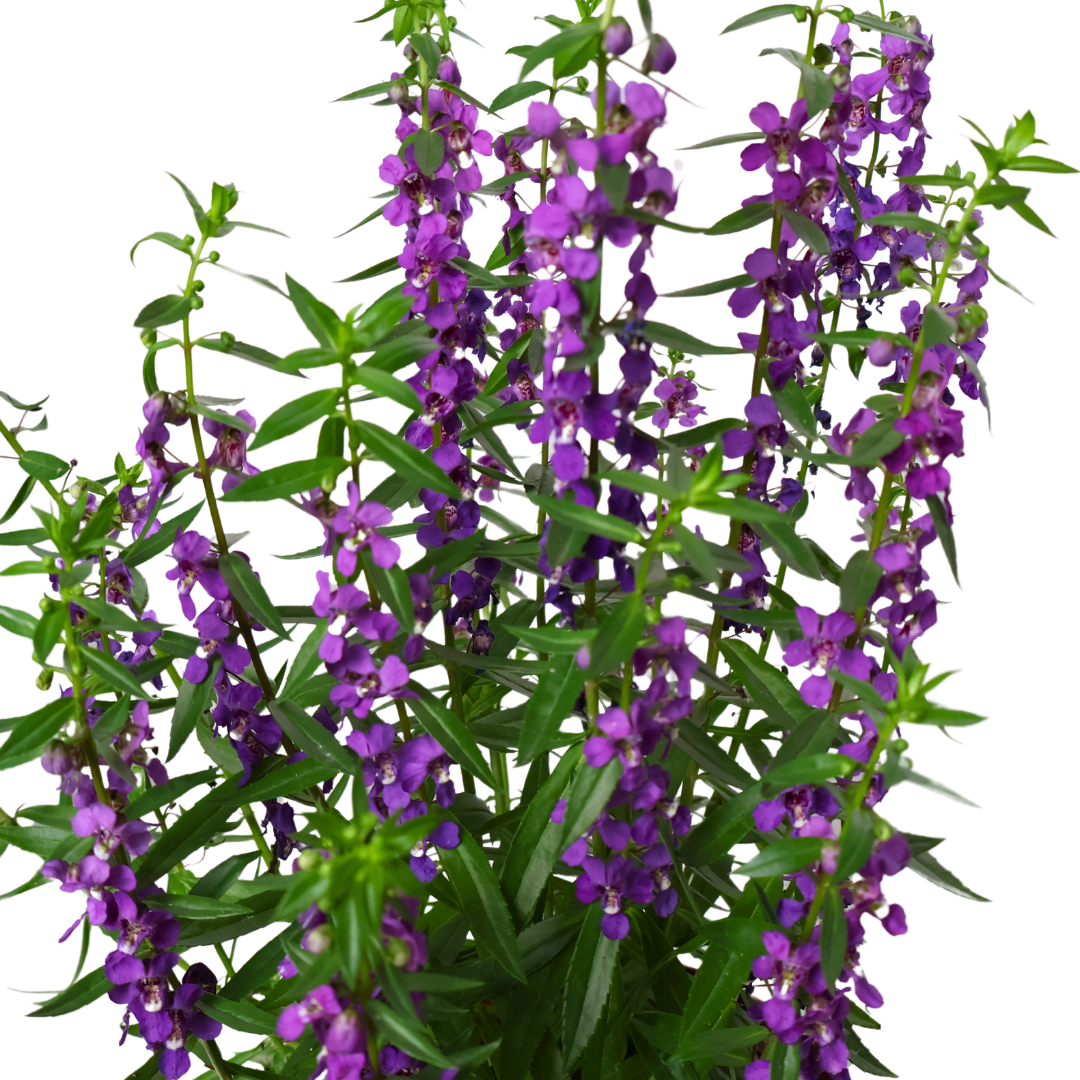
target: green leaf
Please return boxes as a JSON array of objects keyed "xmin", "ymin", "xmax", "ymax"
[
  {"xmin": 334, "ymin": 79, "xmax": 394, "ymax": 102},
  {"xmin": 408, "ymin": 32, "xmax": 442, "ymax": 78},
  {"xmin": 820, "ymin": 886, "xmax": 847, "ymax": 988},
  {"xmin": 412, "ymin": 128, "xmax": 446, "ymax": 175},
  {"xmin": 337, "ymin": 256, "xmax": 400, "ymax": 283},
  {"xmin": 559, "ymin": 757, "xmax": 621, "ymax": 850},
  {"xmin": 0, "ymin": 603, "xmax": 36, "ymax": 639},
  {"xmin": 145, "ymin": 893, "xmax": 242, "ymax": 918},
  {"xmin": 442, "ymin": 825, "xmax": 526, "ymax": 983},
  {"xmin": 533, "ymin": 493, "xmax": 643, "ymax": 545},
  {"xmin": 680, "ymin": 945, "xmax": 757, "ymax": 1046},
  {"xmin": 0, "ymin": 698, "xmax": 72, "ymax": 769},
  {"xmin": 845, "ymin": 1027, "xmax": 899, "ymax": 1078},
  {"xmin": 249, "ymin": 389, "xmax": 341, "ymax": 450},
  {"xmin": 518, "ymin": 654, "xmax": 587, "ymax": 764},
  {"xmin": 19, "ymin": 450, "xmax": 68, "ymax": 482},
  {"xmin": 1, "ymin": 475, "xmax": 36, "ymax": 525},
  {"xmin": 29, "ymin": 967, "xmax": 110, "ymax": 1017},
  {"xmin": 849, "ymin": 417, "xmax": 905, "ymax": 466},
  {"xmin": 918, "ymin": 706, "xmax": 986, "ymax": 727},
  {"xmin": 865, "ymin": 211, "xmax": 945, "ymax": 235},
  {"xmin": 0, "ymin": 390, "xmax": 47, "ymax": 411},
  {"xmin": 363, "ymin": 327, "xmax": 439, "ymax": 373},
  {"xmin": 80, "ymin": 644, "xmax": 151, "ymax": 697},
  {"xmin": 676, "ymin": 784, "xmax": 765, "ymax": 867},
  {"xmin": 269, "ymin": 700, "xmax": 356, "ymax": 775},
  {"xmin": 760, "ymin": 48, "xmax": 833, "ymax": 115},
  {"xmin": 781, "ymin": 208, "xmax": 830, "ymax": 254},
  {"xmin": 280, "ymin": 618, "xmax": 330, "ymax": 703},
  {"xmin": 722, "ymin": 5, "xmax": 806, "ymax": 33},
  {"xmin": 123, "ymin": 500, "xmax": 204, "ymax": 567},
  {"xmin": 763, "ymin": 752, "xmax": 855, "ymax": 792},
  {"xmin": 671, "ymin": 523, "xmax": 721, "ymax": 585},
  {"xmin": 839, "ymin": 549, "xmax": 885, "ymax": 613},
  {"xmin": 367, "ymin": 998, "xmax": 455, "ymax": 1068},
  {"xmin": 504, "ymin": 623, "xmax": 595, "ymax": 657},
  {"xmin": 662, "ymin": 273, "xmax": 754, "ymax": 298},
  {"xmin": 848, "ymin": 11, "xmax": 926, "ymax": 43},
  {"xmin": 490, "ymin": 80, "xmax": 550, "ymax": 112},
  {"xmin": 520, "ymin": 21, "xmax": 601, "ymax": 79},
  {"xmin": 0, "ymin": 823, "xmax": 72, "ymax": 857},
  {"xmin": 680, "ymin": 131, "xmax": 762, "ymax": 151},
  {"xmin": 0, "ymin": 526, "xmax": 48, "ymax": 546},
  {"xmin": 406, "ymin": 687, "xmax": 499, "ymax": 790},
  {"xmin": 502, "ymin": 746, "xmax": 581, "ymax": 923},
  {"xmin": 199, "ymin": 993, "xmax": 279, "ymax": 1036},
  {"xmin": 197, "ymin": 336, "xmax": 301, "ymax": 378},
  {"xmin": 920, "ymin": 304, "xmax": 958, "ymax": 348},
  {"xmin": 134, "ymin": 294, "xmax": 195, "ymax": 330},
  {"xmin": 354, "ymin": 420, "xmax": 458, "ymax": 498},
  {"xmin": 620, "ymin": 319, "xmax": 742, "ymax": 356},
  {"xmin": 125, "ymin": 768, "xmax": 217, "ymax": 821},
  {"xmin": 586, "ymin": 593, "xmax": 646, "ymax": 681},
  {"xmin": 673, "ymin": 722, "xmax": 755, "ymax": 789},
  {"xmin": 562, "ymin": 904, "xmax": 619, "ymax": 1072},
  {"xmin": 835, "ymin": 807, "xmax": 875, "ymax": 881},
  {"xmin": 220, "ymin": 457, "xmax": 346, "ymax": 502},
  {"xmin": 1004, "ymin": 154, "xmax": 1078, "ymax": 174},
  {"xmin": 168, "ymin": 667, "xmax": 219, "ymax": 762},
  {"xmin": 925, "ymin": 493, "xmax": 959, "ymax": 585},
  {"xmin": 219, "ymin": 552, "xmax": 288, "ymax": 638},
  {"xmin": 214, "ymin": 757, "xmax": 334, "ymax": 809},
  {"xmin": 135, "ymin": 790, "xmax": 237, "ymax": 886},
  {"xmin": 129, "ymin": 231, "xmax": 192, "ymax": 263},
  {"xmin": 286, "ymin": 276, "xmax": 343, "ymax": 351},
  {"xmin": 907, "ymin": 849, "xmax": 989, "ymax": 901},
  {"xmin": 349, "ymin": 365, "xmax": 423, "ymax": 411},
  {"xmin": 738, "ymin": 836, "xmax": 823, "ymax": 877}
]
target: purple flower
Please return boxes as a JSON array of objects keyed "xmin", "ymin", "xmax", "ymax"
[
  {"xmin": 108, "ymin": 951, "xmax": 178, "ymax": 1042},
  {"xmin": 154, "ymin": 977, "xmax": 222, "ymax": 1080},
  {"xmin": 328, "ymin": 645, "xmax": 412, "ymax": 720},
  {"xmin": 312, "ymin": 571, "xmax": 398, "ymax": 664},
  {"xmin": 332, "ymin": 484, "xmax": 400, "ymax": 575},
  {"xmin": 397, "ymin": 734, "xmax": 457, "ymax": 807},
  {"xmin": 751, "ymin": 931, "xmax": 825, "ymax": 1033},
  {"xmin": 165, "ymin": 531, "xmax": 230, "ymax": 621},
  {"xmin": 721, "ymin": 394, "xmax": 789, "ymax": 486},
  {"xmin": 211, "ymin": 679, "xmax": 282, "ymax": 783},
  {"xmin": 203, "ymin": 409, "xmax": 259, "ymax": 493},
  {"xmin": 574, "ymin": 855, "xmax": 654, "ymax": 939},
  {"xmin": 583, "ymin": 706, "xmax": 660, "ymax": 785},
  {"xmin": 753, "ymin": 785, "xmax": 840, "ymax": 833},
  {"xmin": 782, "ymin": 607, "xmax": 873, "ymax": 706},
  {"xmin": 183, "ymin": 606, "xmax": 250, "ymax": 684},
  {"xmin": 346, "ymin": 723, "xmax": 410, "ymax": 809},
  {"xmin": 652, "ymin": 375, "xmax": 705, "ymax": 431},
  {"xmin": 740, "ymin": 99, "xmax": 828, "ymax": 199},
  {"xmin": 71, "ymin": 801, "xmax": 151, "ymax": 862},
  {"xmin": 399, "ymin": 212, "xmax": 468, "ymax": 311},
  {"xmin": 632, "ymin": 617, "xmax": 698, "ymax": 697}
]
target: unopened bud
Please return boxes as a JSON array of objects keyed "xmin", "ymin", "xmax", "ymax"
[
  {"xmin": 897, "ymin": 265, "xmax": 918, "ymax": 287},
  {"xmin": 36, "ymin": 668, "xmax": 54, "ymax": 692},
  {"xmin": 219, "ymin": 331, "xmax": 235, "ymax": 349},
  {"xmin": 41, "ymin": 739, "xmax": 76, "ymax": 775},
  {"xmin": 208, "ymin": 250, "xmax": 220, "ymax": 263},
  {"xmin": 193, "ymin": 280, "xmax": 205, "ymax": 292},
  {"xmin": 182, "ymin": 234, "xmax": 195, "ymax": 246},
  {"xmin": 839, "ymin": 7, "xmax": 855, "ymax": 21},
  {"xmin": 388, "ymin": 78, "xmax": 409, "ymax": 105},
  {"xmin": 604, "ymin": 17, "xmax": 632, "ymax": 56},
  {"xmin": 298, "ymin": 848, "xmax": 323, "ymax": 871},
  {"xmin": 643, "ymin": 34, "xmax": 676, "ymax": 75},
  {"xmin": 140, "ymin": 329, "xmax": 158, "ymax": 348},
  {"xmin": 190, "ymin": 295, "xmax": 204, "ymax": 309}
]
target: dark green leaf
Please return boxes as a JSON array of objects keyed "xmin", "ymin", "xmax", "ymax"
[
  {"xmin": 925, "ymin": 493, "xmax": 958, "ymax": 585},
  {"xmin": 1, "ymin": 475, "xmax": 36, "ymax": 525},
  {"xmin": 354, "ymin": 420, "xmax": 458, "ymax": 498},
  {"xmin": 662, "ymin": 273, "xmax": 755, "ymax": 298},
  {"xmin": 219, "ymin": 553, "xmax": 288, "ymax": 638},
  {"xmin": 135, "ymin": 790, "xmax": 235, "ymax": 886},
  {"xmin": 286, "ymin": 276, "xmax": 342, "ymax": 351},
  {"xmin": 839, "ymin": 549, "xmax": 885, "ymax": 613},
  {"xmin": 29, "ymin": 967, "xmax": 110, "ymax": 1017},
  {"xmin": 1004, "ymin": 154, "xmax": 1078, "ymax": 174},
  {"xmin": 848, "ymin": 11, "xmax": 925, "ymax": 43},
  {"xmin": 755, "ymin": 519, "xmax": 822, "ymax": 580},
  {"xmin": 865, "ymin": 212, "xmax": 945, "ymax": 235},
  {"xmin": 490, "ymin": 80, "xmax": 550, "ymax": 112},
  {"xmin": 586, "ymin": 593, "xmax": 646, "ymax": 681},
  {"xmin": 442, "ymin": 825, "xmax": 526, "ymax": 983},
  {"xmin": 168, "ymin": 667, "xmax": 219, "ymax": 762},
  {"xmin": 518, "ymin": 654, "xmax": 587, "ymax": 764},
  {"xmin": 367, "ymin": 999, "xmax": 455, "ymax": 1068},
  {"xmin": 781, "ymin": 208, "xmax": 830, "ymax": 254},
  {"xmin": 0, "ymin": 603, "xmax": 36, "ymax": 639},
  {"xmin": 269, "ymin": 700, "xmax": 356, "ymax": 775},
  {"xmin": 334, "ymin": 80, "xmax": 394, "ymax": 102},
  {"xmin": 337, "ymin": 256, "xmax": 400, "ymax": 283},
  {"xmin": 562, "ymin": 903, "xmax": 619, "ymax": 1072},
  {"xmin": 849, "ymin": 417, "xmax": 905, "ymax": 466},
  {"xmin": 80, "ymin": 644, "xmax": 151, "ymax": 697},
  {"xmin": 520, "ymin": 22, "xmax": 601, "ymax": 79},
  {"xmin": 249, "ymin": 390, "xmax": 341, "ymax": 450},
  {"xmin": 559, "ymin": 757, "xmax": 621, "ymax": 850},
  {"xmin": 680, "ymin": 132, "xmax": 762, "ymax": 151},
  {"xmin": 722, "ymin": 5, "xmax": 806, "ymax": 33},
  {"xmin": 123, "ymin": 500, "xmax": 204, "ymax": 567},
  {"xmin": 134, "ymin": 294, "xmax": 195, "ymax": 330},
  {"xmin": 532, "ymin": 494, "xmax": 643, "ymax": 545},
  {"xmin": 672, "ymin": 722, "xmax": 755, "ymax": 789},
  {"xmin": 412, "ymin": 128, "xmax": 446, "ymax": 175},
  {"xmin": 820, "ymin": 886, "xmax": 848, "ymax": 988},
  {"xmin": 835, "ymin": 807, "xmax": 875, "ymax": 881},
  {"xmin": 350, "ymin": 365, "xmax": 423, "ymax": 411},
  {"xmin": 220, "ymin": 457, "xmax": 346, "ymax": 502},
  {"xmin": 280, "ymin": 618, "xmax": 330, "ymax": 703},
  {"xmin": 0, "ymin": 390, "xmax": 47, "ymax": 411},
  {"xmin": 738, "ymin": 836, "xmax": 823, "ymax": 877},
  {"xmin": 917, "ymin": 706, "xmax": 986, "ymax": 727},
  {"xmin": 363, "ymin": 327, "xmax": 439, "ymax": 373},
  {"xmin": 680, "ymin": 946, "xmax": 757, "ymax": 1045},
  {"xmin": 19, "ymin": 450, "xmax": 68, "ymax": 482},
  {"xmin": 0, "ymin": 824, "xmax": 72, "ymax": 857},
  {"xmin": 408, "ymin": 32, "xmax": 442, "ymax": 78},
  {"xmin": 845, "ymin": 1026, "xmax": 899, "ymax": 1078},
  {"xmin": 199, "ymin": 993, "xmax": 279, "ymax": 1036},
  {"xmin": 215, "ymin": 757, "xmax": 334, "ymax": 809},
  {"xmin": 502, "ymin": 746, "xmax": 580, "ymax": 923},
  {"xmin": 921, "ymin": 304, "xmax": 958, "ymax": 348},
  {"xmin": 125, "ymin": 768, "xmax": 217, "ymax": 821},
  {"xmin": 504, "ymin": 623, "xmax": 595, "ymax": 657},
  {"xmin": 764, "ymin": 753, "xmax": 855, "ymax": 792},
  {"xmin": 0, "ymin": 697, "xmax": 71, "ymax": 769},
  {"xmin": 760, "ymin": 48, "xmax": 833, "ymax": 115},
  {"xmin": 907, "ymin": 849, "xmax": 989, "ymax": 901}
]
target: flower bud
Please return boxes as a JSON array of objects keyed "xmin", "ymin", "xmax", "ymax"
[
  {"xmin": 219, "ymin": 331, "xmax": 235, "ymax": 349},
  {"xmin": 41, "ymin": 739, "xmax": 76, "ymax": 776},
  {"xmin": 304, "ymin": 924, "xmax": 333, "ymax": 954},
  {"xmin": 893, "ymin": 738, "xmax": 909, "ymax": 752},
  {"xmin": 643, "ymin": 34, "xmax": 676, "ymax": 75},
  {"xmin": 438, "ymin": 57, "xmax": 461, "ymax": 85},
  {"xmin": 403, "ymin": 42, "xmax": 417, "ymax": 62},
  {"xmin": 208, "ymin": 250, "xmax": 220, "ymax": 263},
  {"xmin": 839, "ymin": 7, "xmax": 855, "ymax": 22},
  {"xmin": 604, "ymin": 17, "xmax": 632, "ymax": 56},
  {"xmin": 190, "ymin": 295, "xmax": 204, "ymax": 309},
  {"xmin": 182, "ymin": 234, "xmax": 195, "ymax": 246},
  {"xmin": 36, "ymin": 668, "xmax": 54, "ymax": 691},
  {"xmin": 897, "ymin": 265, "xmax": 918, "ymax": 287},
  {"xmin": 140, "ymin": 329, "xmax": 158, "ymax": 348},
  {"xmin": 193, "ymin": 280, "xmax": 205, "ymax": 292},
  {"xmin": 388, "ymin": 78, "xmax": 409, "ymax": 105},
  {"xmin": 298, "ymin": 848, "xmax": 323, "ymax": 871}
]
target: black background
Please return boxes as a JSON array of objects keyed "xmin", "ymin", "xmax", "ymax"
[{"xmin": 4, "ymin": 2, "xmax": 1058, "ymax": 1071}]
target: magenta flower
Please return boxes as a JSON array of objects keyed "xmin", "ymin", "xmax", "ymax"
[
  {"xmin": 574, "ymin": 855, "xmax": 654, "ymax": 939},
  {"xmin": 782, "ymin": 607, "xmax": 873, "ymax": 706},
  {"xmin": 328, "ymin": 644, "xmax": 412, "ymax": 720},
  {"xmin": 165, "ymin": 531, "xmax": 230, "ymax": 621},
  {"xmin": 72, "ymin": 801, "xmax": 151, "ymax": 863}
]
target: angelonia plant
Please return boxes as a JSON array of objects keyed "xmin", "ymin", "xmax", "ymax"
[{"xmin": 0, "ymin": 3, "xmax": 1070, "ymax": 1079}]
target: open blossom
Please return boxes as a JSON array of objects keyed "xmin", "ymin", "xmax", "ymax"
[
  {"xmin": 332, "ymin": 484, "xmax": 400, "ymax": 575},
  {"xmin": 783, "ymin": 607, "xmax": 873, "ymax": 706},
  {"xmin": 574, "ymin": 855, "xmax": 654, "ymax": 939},
  {"xmin": 165, "ymin": 531, "xmax": 229, "ymax": 620}
]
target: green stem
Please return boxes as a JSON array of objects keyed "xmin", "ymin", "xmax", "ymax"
[
  {"xmin": 241, "ymin": 803, "xmax": 275, "ymax": 870},
  {"xmin": 213, "ymin": 942, "xmax": 237, "ymax": 980},
  {"xmin": 0, "ymin": 416, "xmax": 67, "ymax": 506},
  {"xmin": 204, "ymin": 1038, "xmax": 234, "ymax": 1080}
]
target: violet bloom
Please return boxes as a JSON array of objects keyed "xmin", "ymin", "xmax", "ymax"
[
  {"xmin": 574, "ymin": 855, "xmax": 655, "ymax": 939},
  {"xmin": 154, "ymin": 978, "xmax": 223, "ymax": 1080},
  {"xmin": 652, "ymin": 375, "xmax": 705, "ymax": 431},
  {"xmin": 631, "ymin": 617, "xmax": 698, "ymax": 697},
  {"xmin": 203, "ymin": 409, "xmax": 259, "ymax": 493},
  {"xmin": 166, "ymin": 531, "xmax": 230, "ymax": 621},
  {"xmin": 72, "ymin": 801, "xmax": 151, "ymax": 864},
  {"xmin": 751, "ymin": 930, "xmax": 826, "ymax": 1034},
  {"xmin": 398, "ymin": 734, "xmax": 457, "ymax": 807},
  {"xmin": 102, "ymin": 558, "xmax": 134, "ymax": 608},
  {"xmin": 312, "ymin": 571, "xmax": 398, "ymax": 664},
  {"xmin": 276, "ymin": 984, "xmax": 344, "ymax": 1041},
  {"xmin": 42, "ymin": 857, "xmax": 136, "ymax": 936},
  {"xmin": 108, "ymin": 951, "xmax": 179, "ymax": 1041},
  {"xmin": 399, "ymin": 212, "xmax": 468, "ymax": 311},
  {"xmin": 345, "ymin": 723, "xmax": 409, "ymax": 809},
  {"xmin": 332, "ymin": 484, "xmax": 400, "ymax": 575},
  {"xmin": 183, "ymin": 606, "xmax": 250, "ymax": 684},
  {"xmin": 740, "ymin": 99, "xmax": 827, "ymax": 199},
  {"xmin": 721, "ymin": 394, "xmax": 789, "ymax": 485},
  {"xmin": 641, "ymin": 844, "xmax": 679, "ymax": 917},
  {"xmin": 408, "ymin": 817, "xmax": 461, "ymax": 883},
  {"xmin": 629, "ymin": 799, "xmax": 692, "ymax": 848},
  {"xmin": 878, "ymin": 590, "xmax": 937, "ymax": 655},
  {"xmin": 583, "ymin": 706, "xmax": 660, "ymax": 788},
  {"xmin": 211, "ymin": 680, "xmax": 282, "ymax": 783},
  {"xmin": 113, "ymin": 905, "xmax": 181, "ymax": 959},
  {"xmin": 328, "ymin": 644, "xmax": 412, "ymax": 720},
  {"xmin": 753, "ymin": 784, "xmax": 840, "ymax": 833},
  {"xmin": 729, "ymin": 245, "xmax": 811, "ymax": 320},
  {"xmin": 782, "ymin": 607, "xmax": 873, "ymax": 707}
]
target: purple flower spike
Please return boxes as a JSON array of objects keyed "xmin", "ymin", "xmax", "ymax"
[
  {"xmin": 782, "ymin": 607, "xmax": 873, "ymax": 706},
  {"xmin": 165, "ymin": 531, "xmax": 230, "ymax": 621}
]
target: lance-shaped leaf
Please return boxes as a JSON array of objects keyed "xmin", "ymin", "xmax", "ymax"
[
  {"xmin": 1, "ymin": 475, "xmax": 36, "ymax": 525},
  {"xmin": 559, "ymin": 757, "xmax": 621, "ymax": 850},
  {"xmin": 219, "ymin": 553, "xmax": 288, "ymax": 638},
  {"xmin": 502, "ymin": 746, "xmax": 581, "ymax": 923},
  {"xmin": 925, "ymin": 493, "xmax": 959, "ymax": 585},
  {"xmin": 529, "ymin": 494, "xmax": 643, "ymax": 545},
  {"xmin": 584, "ymin": 593, "xmax": 646, "ymax": 682},
  {"xmin": 722, "ymin": 5, "xmax": 807, "ymax": 34},
  {"xmin": 820, "ymin": 886, "xmax": 848, "ymax": 989},
  {"xmin": 79, "ymin": 644, "xmax": 151, "ymax": 697},
  {"xmin": 249, "ymin": 389, "xmax": 341, "ymax": 450},
  {"xmin": 679, "ymin": 782, "xmax": 764, "ymax": 865},
  {"xmin": 840, "ymin": 549, "xmax": 885, "ymax": 613},
  {"xmin": 737, "ymin": 836, "xmax": 824, "ymax": 877},
  {"xmin": 269, "ymin": 700, "xmax": 355, "ymax": 775},
  {"xmin": 29, "ymin": 967, "xmax": 111, "ymax": 1017},
  {"xmin": 605, "ymin": 319, "xmax": 742, "ymax": 356},
  {"xmin": 907, "ymin": 849, "xmax": 989, "ymax": 901},
  {"xmin": 168, "ymin": 662, "xmax": 220, "ymax": 762},
  {"xmin": 763, "ymin": 752, "xmax": 856, "ymax": 792},
  {"xmin": 518, "ymin": 654, "xmax": 587, "ymax": 764},
  {"xmin": 662, "ymin": 272, "xmax": 755, "ymax": 297},
  {"xmin": 281, "ymin": 618, "xmax": 330, "ymax": 702},
  {"xmin": 123, "ymin": 500, "xmax": 204, "ymax": 567},
  {"xmin": 490, "ymin": 79, "xmax": 550, "ymax": 112},
  {"xmin": 561, "ymin": 903, "xmax": 619, "ymax": 1073},
  {"xmin": 353, "ymin": 419, "xmax": 458, "ymax": 498},
  {"xmin": 519, "ymin": 21, "xmax": 601, "ymax": 79},
  {"xmin": 198, "ymin": 994, "xmax": 279, "ymax": 1036},
  {"xmin": 125, "ymin": 768, "xmax": 217, "ymax": 821},
  {"xmin": 286, "ymin": 275, "xmax": 343, "ymax": 351},
  {"xmin": 19, "ymin": 450, "xmax": 68, "ymax": 482},
  {"xmin": 441, "ymin": 825, "xmax": 526, "ymax": 983},
  {"xmin": 135, "ymin": 791, "xmax": 235, "ymax": 886},
  {"xmin": 134, "ymin": 294, "xmax": 195, "ymax": 330},
  {"xmin": 213, "ymin": 757, "xmax": 334, "ymax": 809},
  {"xmin": 220, "ymin": 457, "xmax": 346, "ymax": 502},
  {"xmin": 0, "ymin": 697, "xmax": 71, "ymax": 769},
  {"xmin": 718, "ymin": 637, "xmax": 811, "ymax": 726},
  {"xmin": 679, "ymin": 945, "xmax": 757, "ymax": 1046}
]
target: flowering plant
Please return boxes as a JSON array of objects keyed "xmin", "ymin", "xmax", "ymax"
[{"xmin": 0, "ymin": 3, "xmax": 1071, "ymax": 1080}]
